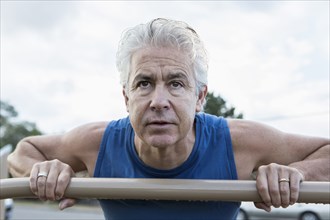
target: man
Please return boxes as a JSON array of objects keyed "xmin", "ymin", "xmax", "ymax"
[{"xmin": 7, "ymin": 18, "xmax": 329, "ymax": 220}]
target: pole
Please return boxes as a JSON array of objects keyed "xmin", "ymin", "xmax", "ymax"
[{"xmin": 0, "ymin": 178, "xmax": 329, "ymax": 203}]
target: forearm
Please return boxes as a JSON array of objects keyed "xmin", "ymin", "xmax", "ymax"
[
  {"xmin": 289, "ymin": 144, "xmax": 330, "ymax": 181},
  {"xmin": 7, "ymin": 138, "xmax": 47, "ymax": 177}
]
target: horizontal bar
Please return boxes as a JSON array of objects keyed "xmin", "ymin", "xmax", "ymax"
[{"xmin": 1, "ymin": 178, "xmax": 329, "ymax": 203}]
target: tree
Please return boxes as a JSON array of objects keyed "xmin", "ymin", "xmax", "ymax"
[
  {"xmin": 204, "ymin": 92, "xmax": 243, "ymax": 118},
  {"xmin": 0, "ymin": 101, "xmax": 42, "ymax": 149}
]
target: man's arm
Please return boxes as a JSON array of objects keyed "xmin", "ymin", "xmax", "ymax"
[
  {"xmin": 8, "ymin": 121, "xmax": 107, "ymax": 176},
  {"xmin": 229, "ymin": 119, "xmax": 329, "ymax": 211},
  {"xmin": 7, "ymin": 121, "xmax": 107, "ymax": 208}
]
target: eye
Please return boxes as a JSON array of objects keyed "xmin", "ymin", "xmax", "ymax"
[
  {"xmin": 137, "ymin": 81, "xmax": 151, "ymax": 89},
  {"xmin": 170, "ymin": 81, "xmax": 183, "ymax": 89}
]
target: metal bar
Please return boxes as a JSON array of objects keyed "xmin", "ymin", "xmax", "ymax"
[
  {"xmin": 0, "ymin": 178, "xmax": 329, "ymax": 203},
  {"xmin": 0, "ymin": 145, "xmax": 13, "ymax": 220}
]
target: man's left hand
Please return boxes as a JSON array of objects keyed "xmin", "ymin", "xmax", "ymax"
[{"xmin": 254, "ymin": 163, "xmax": 304, "ymax": 212}]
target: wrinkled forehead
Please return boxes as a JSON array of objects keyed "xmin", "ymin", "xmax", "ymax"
[{"xmin": 130, "ymin": 47, "xmax": 194, "ymax": 76}]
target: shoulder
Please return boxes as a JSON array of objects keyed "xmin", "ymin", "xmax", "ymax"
[
  {"xmin": 227, "ymin": 119, "xmax": 282, "ymax": 146},
  {"xmin": 60, "ymin": 121, "xmax": 110, "ymax": 153},
  {"xmin": 196, "ymin": 113, "xmax": 225, "ymax": 126},
  {"xmin": 227, "ymin": 119, "xmax": 287, "ymax": 160},
  {"xmin": 62, "ymin": 121, "xmax": 109, "ymax": 156},
  {"xmin": 64, "ymin": 121, "xmax": 109, "ymax": 142}
]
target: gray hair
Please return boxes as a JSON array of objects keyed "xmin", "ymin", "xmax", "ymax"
[{"xmin": 116, "ymin": 18, "xmax": 208, "ymax": 97}]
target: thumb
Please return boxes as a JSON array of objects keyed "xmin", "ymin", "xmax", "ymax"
[{"xmin": 59, "ymin": 198, "xmax": 76, "ymax": 210}]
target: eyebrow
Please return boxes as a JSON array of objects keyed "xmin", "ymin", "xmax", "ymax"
[
  {"xmin": 132, "ymin": 71, "xmax": 189, "ymax": 81},
  {"xmin": 166, "ymin": 72, "xmax": 189, "ymax": 82},
  {"xmin": 131, "ymin": 73, "xmax": 154, "ymax": 85},
  {"xmin": 130, "ymin": 71, "xmax": 191, "ymax": 89}
]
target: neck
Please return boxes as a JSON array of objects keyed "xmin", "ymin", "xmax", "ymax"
[{"xmin": 134, "ymin": 134, "xmax": 195, "ymax": 170}]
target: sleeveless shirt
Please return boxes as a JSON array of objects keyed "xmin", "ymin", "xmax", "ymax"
[{"xmin": 94, "ymin": 113, "xmax": 240, "ymax": 220}]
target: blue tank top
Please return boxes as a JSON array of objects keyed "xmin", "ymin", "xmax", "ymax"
[{"xmin": 94, "ymin": 113, "xmax": 240, "ymax": 220}]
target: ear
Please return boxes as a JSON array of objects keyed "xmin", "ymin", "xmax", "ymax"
[
  {"xmin": 122, "ymin": 87, "xmax": 129, "ymax": 113},
  {"xmin": 195, "ymin": 85, "xmax": 208, "ymax": 112}
]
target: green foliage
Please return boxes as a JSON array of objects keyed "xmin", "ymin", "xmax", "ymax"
[
  {"xmin": 0, "ymin": 101, "xmax": 42, "ymax": 149},
  {"xmin": 204, "ymin": 92, "xmax": 243, "ymax": 118}
]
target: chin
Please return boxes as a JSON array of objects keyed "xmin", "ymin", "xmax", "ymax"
[{"xmin": 146, "ymin": 136, "xmax": 177, "ymax": 148}]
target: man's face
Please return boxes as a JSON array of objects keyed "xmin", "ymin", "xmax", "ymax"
[{"xmin": 123, "ymin": 47, "xmax": 206, "ymax": 149}]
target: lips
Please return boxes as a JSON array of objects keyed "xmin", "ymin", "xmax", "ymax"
[
  {"xmin": 147, "ymin": 120, "xmax": 172, "ymax": 125},
  {"xmin": 146, "ymin": 119, "xmax": 175, "ymax": 126}
]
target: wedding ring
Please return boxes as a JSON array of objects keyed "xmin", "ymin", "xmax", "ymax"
[
  {"xmin": 279, "ymin": 178, "xmax": 290, "ymax": 183},
  {"xmin": 37, "ymin": 172, "xmax": 48, "ymax": 179}
]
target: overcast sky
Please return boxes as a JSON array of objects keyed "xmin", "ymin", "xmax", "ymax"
[{"xmin": 1, "ymin": 1, "xmax": 329, "ymax": 138}]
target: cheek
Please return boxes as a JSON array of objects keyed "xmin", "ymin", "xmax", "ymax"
[
  {"xmin": 128, "ymin": 99, "xmax": 146, "ymax": 121},
  {"xmin": 176, "ymin": 100, "xmax": 197, "ymax": 123}
]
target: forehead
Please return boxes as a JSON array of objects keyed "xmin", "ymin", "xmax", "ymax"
[{"xmin": 130, "ymin": 47, "xmax": 193, "ymax": 75}]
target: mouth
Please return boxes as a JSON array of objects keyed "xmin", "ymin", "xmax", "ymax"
[
  {"xmin": 147, "ymin": 121, "xmax": 171, "ymax": 125},
  {"xmin": 146, "ymin": 120, "xmax": 175, "ymax": 127}
]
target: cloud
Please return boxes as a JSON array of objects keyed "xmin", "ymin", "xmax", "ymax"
[
  {"xmin": 1, "ymin": 1, "xmax": 79, "ymax": 34},
  {"xmin": 1, "ymin": 1, "xmax": 328, "ymax": 137}
]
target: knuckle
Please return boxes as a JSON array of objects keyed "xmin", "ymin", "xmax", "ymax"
[
  {"xmin": 259, "ymin": 163, "xmax": 279, "ymax": 173},
  {"xmin": 63, "ymin": 163, "xmax": 71, "ymax": 171},
  {"xmin": 258, "ymin": 165, "xmax": 266, "ymax": 171},
  {"xmin": 290, "ymin": 185, "xmax": 299, "ymax": 194},
  {"xmin": 278, "ymin": 166, "xmax": 286, "ymax": 173},
  {"xmin": 269, "ymin": 163, "xmax": 277, "ymax": 168},
  {"xmin": 42, "ymin": 160, "xmax": 51, "ymax": 167},
  {"xmin": 30, "ymin": 185, "xmax": 37, "ymax": 194},
  {"xmin": 32, "ymin": 162, "xmax": 41, "ymax": 169},
  {"xmin": 57, "ymin": 178, "xmax": 67, "ymax": 186},
  {"xmin": 52, "ymin": 159, "xmax": 60, "ymax": 163},
  {"xmin": 37, "ymin": 181, "xmax": 45, "ymax": 188},
  {"xmin": 30, "ymin": 176, "xmax": 37, "ymax": 184},
  {"xmin": 50, "ymin": 159, "xmax": 72, "ymax": 172},
  {"xmin": 280, "ymin": 188, "xmax": 288, "ymax": 196},
  {"xmin": 269, "ymin": 187, "xmax": 278, "ymax": 195},
  {"xmin": 256, "ymin": 184, "xmax": 267, "ymax": 193},
  {"xmin": 268, "ymin": 163, "xmax": 279, "ymax": 171},
  {"xmin": 46, "ymin": 181, "xmax": 55, "ymax": 189},
  {"xmin": 55, "ymin": 189, "xmax": 63, "ymax": 199},
  {"xmin": 53, "ymin": 159, "xmax": 62, "ymax": 166}
]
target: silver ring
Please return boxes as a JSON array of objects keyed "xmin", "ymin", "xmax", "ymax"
[
  {"xmin": 279, "ymin": 178, "xmax": 290, "ymax": 183},
  {"xmin": 37, "ymin": 172, "xmax": 48, "ymax": 179}
]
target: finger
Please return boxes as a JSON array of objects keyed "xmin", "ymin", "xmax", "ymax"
[
  {"xmin": 59, "ymin": 198, "xmax": 76, "ymax": 210},
  {"xmin": 267, "ymin": 167, "xmax": 281, "ymax": 208},
  {"xmin": 36, "ymin": 170, "xmax": 48, "ymax": 201},
  {"xmin": 289, "ymin": 172, "xmax": 302, "ymax": 205},
  {"xmin": 44, "ymin": 167, "xmax": 60, "ymax": 201},
  {"xmin": 29, "ymin": 164, "xmax": 39, "ymax": 195},
  {"xmin": 256, "ymin": 166, "xmax": 272, "ymax": 207},
  {"xmin": 278, "ymin": 167, "xmax": 291, "ymax": 208},
  {"xmin": 254, "ymin": 202, "xmax": 271, "ymax": 212},
  {"xmin": 279, "ymin": 179, "xmax": 290, "ymax": 208},
  {"xmin": 54, "ymin": 166, "xmax": 74, "ymax": 200}
]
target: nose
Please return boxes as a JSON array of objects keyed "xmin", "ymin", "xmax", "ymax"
[{"xmin": 149, "ymin": 85, "xmax": 170, "ymax": 111}]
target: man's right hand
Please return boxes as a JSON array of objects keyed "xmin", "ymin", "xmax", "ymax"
[{"xmin": 30, "ymin": 159, "xmax": 76, "ymax": 210}]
